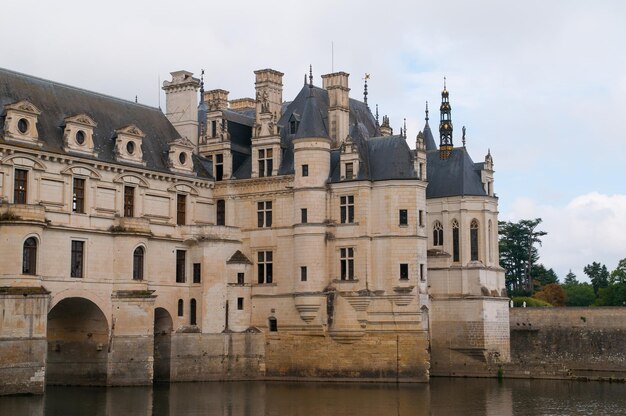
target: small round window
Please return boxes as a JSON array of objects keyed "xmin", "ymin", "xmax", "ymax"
[
  {"xmin": 17, "ymin": 118, "xmax": 29, "ymax": 134},
  {"xmin": 179, "ymin": 152, "xmax": 187, "ymax": 164},
  {"xmin": 126, "ymin": 141, "xmax": 135, "ymax": 155},
  {"xmin": 76, "ymin": 130, "xmax": 86, "ymax": 145}
]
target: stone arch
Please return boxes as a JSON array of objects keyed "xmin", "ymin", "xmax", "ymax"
[
  {"xmin": 46, "ymin": 297, "xmax": 109, "ymax": 385},
  {"xmin": 60, "ymin": 164, "xmax": 102, "ymax": 180},
  {"xmin": 1, "ymin": 153, "xmax": 47, "ymax": 171},
  {"xmin": 50, "ymin": 289, "xmax": 110, "ymax": 320},
  {"xmin": 112, "ymin": 172, "xmax": 149, "ymax": 188},
  {"xmin": 153, "ymin": 307, "xmax": 173, "ymax": 382},
  {"xmin": 167, "ymin": 183, "xmax": 199, "ymax": 196}
]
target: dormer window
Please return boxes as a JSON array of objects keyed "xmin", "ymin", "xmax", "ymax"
[
  {"xmin": 127, "ymin": 141, "xmax": 135, "ymax": 154},
  {"xmin": 63, "ymin": 114, "xmax": 97, "ymax": 156},
  {"xmin": 167, "ymin": 137, "xmax": 195, "ymax": 174},
  {"xmin": 3, "ymin": 100, "xmax": 41, "ymax": 145},
  {"xmin": 114, "ymin": 125, "xmax": 145, "ymax": 165},
  {"xmin": 288, "ymin": 113, "xmax": 300, "ymax": 135}
]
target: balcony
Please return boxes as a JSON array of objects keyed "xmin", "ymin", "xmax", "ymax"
[
  {"xmin": 110, "ymin": 216, "xmax": 152, "ymax": 235},
  {"xmin": 0, "ymin": 203, "xmax": 46, "ymax": 224}
]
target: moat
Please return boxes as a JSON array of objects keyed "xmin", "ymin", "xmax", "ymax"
[{"xmin": 1, "ymin": 378, "xmax": 625, "ymax": 415}]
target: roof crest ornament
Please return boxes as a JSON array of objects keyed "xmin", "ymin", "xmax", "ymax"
[
  {"xmin": 425, "ymin": 101, "xmax": 429, "ymax": 121},
  {"xmin": 309, "ymin": 64, "xmax": 313, "ymax": 88},
  {"xmin": 403, "ymin": 118, "xmax": 407, "ymax": 139},
  {"xmin": 462, "ymin": 125, "xmax": 466, "ymax": 147},
  {"xmin": 200, "ymin": 69, "xmax": 205, "ymax": 97},
  {"xmin": 375, "ymin": 104, "xmax": 379, "ymax": 123},
  {"xmin": 363, "ymin": 73, "xmax": 370, "ymax": 108}
]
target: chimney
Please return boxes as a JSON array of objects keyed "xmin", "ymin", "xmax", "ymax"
[
  {"xmin": 204, "ymin": 89, "xmax": 229, "ymax": 111},
  {"xmin": 321, "ymin": 72, "xmax": 350, "ymax": 147},
  {"xmin": 254, "ymin": 69, "xmax": 284, "ymax": 122},
  {"xmin": 162, "ymin": 70, "xmax": 200, "ymax": 148},
  {"xmin": 229, "ymin": 98, "xmax": 256, "ymax": 110}
]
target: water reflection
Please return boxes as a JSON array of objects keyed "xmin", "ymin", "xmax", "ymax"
[{"xmin": 1, "ymin": 379, "xmax": 625, "ymax": 416}]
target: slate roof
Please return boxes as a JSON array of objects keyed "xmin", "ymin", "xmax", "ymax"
[
  {"xmin": 426, "ymin": 147, "xmax": 487, "ymax": 198},
  {"xmin": 0, "ymin": 67, "xmax": 212, "ymax": 178},
  {"xmin": 423, "ymin": 121, "xmax": 437, "ymax": 151}
]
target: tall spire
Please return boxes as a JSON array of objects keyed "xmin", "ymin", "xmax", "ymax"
[
  {"xmin": 363, "ymin": 73, "xmax": 370, "ymax": 108},
  {"xmin": 425, "ymin": 101, "xmax": 429, "ymax": 122},
  {"xmin": 375, "ymin": 104, "xmax": 379, "ymax": 123},
  {"xmin": 439, "ymin": 77, "xmax": 453, "ymax": 160},
  {"xmin": 309, "ymin": 65, "xmax": 313, "ymax": 88}
]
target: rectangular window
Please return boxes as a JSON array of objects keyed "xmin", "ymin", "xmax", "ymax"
[
  {"xmin": 340, "ymin": 195, "xmax": 355, "ymax": 224},
  {"xmin": 211, "ymin": 120, "xmax": 217, "ymax": 137},
  {"xmin": 301, "ymin": 208, "xmax": 308, "ymax": 224},
  {"xmin": 345, "ymin": 163, "xmax": 354, "ymax": 180},
  {"xmin": 237, "ymin": 297, "xmax": 244, "ymax": 310},
  {"xmin": 193, "ymin": 263, "xmax": 201, "ymax": 283},
  {"xmin": 257, "ymin": 201, "xmax": 272, "ymax": 228},
  {"xmin": 399, "ymin": 209, "xmax": 408, "ymax": 226},
  {"xmin": 124, "ymin": 186, "xmax": 134, "ymax": 217},
  {"xmin": 215, "ymin": 153, "xmax": 223, "ymax": 181},
  {"xmin": 176, "ymin": 250, "xmax": 186, "ymax": 283},
  {"xmin": 420, "ymin": 264, "xmax": 425, "ymax": 282},
  {"xmin": 73, "ymin": 178, "xmax": 85, "ymax": 213},
  {"xmin": 419, "ymin": 210, "xmax": 424, "ymax": 227},
  {"xmin": 257, "ymin": 251, "xmax": 273, "ymax": 284},
  {"xmin": 300, "ymin": 266, "xmax": 307, "ymax": 282},
  {"xmin": 237, "ymin": 272, "xmax": 245, "ymax": 285},
  {"xmin": 70, "ymin": 240, "xmax": 84, "ymax": 278},
  {"xmin": 216, "ymin": 199, "xmax": 225, "ymax": 226},
  {"xmin": 302, "ymin": 164, "xmax": 309, "ymax": 177},
  {"xmin": 400, "ymin": 263, "xmax": 409, "ymax": 280},
  {"xmin": 340, "ymin": 247, "xmax": 354, "ymax": 280},
  {"xmin": 177, "ymin": 194, "xmax": 186, "ymax": 225},
  {"xmin": 258, "ymin": 148, "xmax": 273, "ymax": 177},
  {"xmin": 14, "ymin": 169, "xmax": 28, "ymax": 204}
]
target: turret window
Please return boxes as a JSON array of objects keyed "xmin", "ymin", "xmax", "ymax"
[
  {"xmin": 433, "ymin": 221, "xmax": 443, "ymax": 246},
  {"xmin": 301, "ymin": 208, "xmax": 308, "ymax": 223},
  {"xmin": 22, "ymin": 237, "xmax": 37, "ymax": 275},
  {"xmin": 215, "ymin": 154, "xmax": 224, "ymax": 181},
  {"xmin": 258, "ymin": 148, "xmax": 273, "ymax": 177},
  {"xmin": 399, "ymin": 209, "xmax": 408, "ymax": 226},
  {"xmin": 400, "ymin": 263, "xmax": 409, "ymax": 280},
  {"xmin": 470, "ymin": 219, "xmax": 479, "ymax": 261},
  {"xmin": 302, "ymin": 164, "xmax": 309, "ymax": 177},
  {"xmin": 133, "ymin": 247, "xmax": 144, "ymax": 280},
  {"xmin": 452, "ymin": 219, "xmax": 460, "ymax": 262}
]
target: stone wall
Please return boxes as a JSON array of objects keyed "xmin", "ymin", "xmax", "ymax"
[{"xmin": 506, "ymin": 307, "xmax": 626, "ymax": 380}]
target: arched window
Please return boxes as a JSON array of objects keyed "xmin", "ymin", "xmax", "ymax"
[
  {"xmin": 22, "ymin": 237, "xmax": 37, "ymax": 275},
  {"xmin": 177, "ymin": 299, "xmax": 184, "ymax": 317},
  {"xmin": 216, "ymin": 199, "xmax": 225, "ymax": 226},
  {"xmin": 433, "ymin": 221, "xmax": 443, "ymax": 246},
  {"xmin": 268, "ymin": 317, "xmax": 278, "ymax": 332},
  {"xmin": 452, "ymin": 220, "xmax": 460, "ymax": 262},
  {"xmin": 133, "ymin": 246, "xmax": 144, "ymax": 280},
  {"xmin": 470, "ymin": 219, "xmax": 479, "ymax": 261},
  {"xmin": 488, "ymin": 220, "xmax": 493, "ymax": 263},
  {"xmin": 190, "ymin": 298, "xmax": 197, "ymax": 325}
]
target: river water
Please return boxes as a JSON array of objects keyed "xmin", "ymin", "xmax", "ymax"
[{"xmin": 1, "ymin": 378, "xmax": 625, "ymax": 415}]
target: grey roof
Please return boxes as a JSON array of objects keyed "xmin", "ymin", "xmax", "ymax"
[
  {"xmin": 426, "ymin": 147, "xmax": 487, "ymax": 198},
  {"xmin": 294, "ymin": 87, "xmax": 329, "ymax": 139},
  {"xmin": 222, "ymin": 109, "xmax": 255, "ymax": 127},
  {"xmin": 423, "ymin": 121, "xmax": 437, "ymax": 151},
  {"xmin": 0, "ymin": 67, "xmax": 211, "ymax": 178}
]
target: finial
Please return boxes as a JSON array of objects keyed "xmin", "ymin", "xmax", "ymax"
[
  {"xmin": 309, "ymin": 65, "xmax": 313, "ymax": 88},
  {"xmin": 462, "ymin": 126, "xmax": 466, "ymax": 146},
  {"xmin": 135, "ymin": 95, "xmax": 138, "ymax": 103},
  {"xmin": 363, "ymin": 73, "xmax": 370, "ymax": 108},
  {"xmin": 443, "ymin": 76, "xmax": 447, "ymax": 90},
  {"xmin": 304, "ymin": 74, "xmax": 307, "ymax": 85},
  {"xmin": 403, "ymin": 118, "xmax": 407, "ymax": 138},
  {"xmin": 488, "ymin": 148, "xmax": 491, "ymax": 156},
  {"xmin": 425, "ymin": 101, "xmax": 429, "ymax": 121},
  {"xmin": 375, "ymin": 104, "xmax": 379, "ymax": 122},
  {"xmin": 200, "ymin": 69, "xmax": 205, "ymax": 93}
]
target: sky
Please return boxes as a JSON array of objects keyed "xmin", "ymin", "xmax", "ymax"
[{"xmin": 2, "ymin": 0, "xmax": 625, "ymax": 281}]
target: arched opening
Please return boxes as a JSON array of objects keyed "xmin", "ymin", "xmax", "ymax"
[
  {"xmin": 46, "ymin": 297, "xmax": 109, "ymax": 385},
  {"xmin": 22, "ymin": 236, "xmax": 37, "ymax": 275},
  {"xmin": 470, "ymin": 219, "xmax": 479, "ymax": 261},
  {"xmin": 190, "ymin": 299, "xmax": 197, "ymax": 326},
  {"xmin": 133, "ymin": 246, "xmax": 144, "ymax": 280},
  {"xmin": 153, "ymin": 307, "xmax": 173, "ymax": 382}
]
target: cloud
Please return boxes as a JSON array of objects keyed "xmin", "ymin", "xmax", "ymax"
[{"xmin": 503, "ymin": 192, "xmax": 626, "ymax": 281}]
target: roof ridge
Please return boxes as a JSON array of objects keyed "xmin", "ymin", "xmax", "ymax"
[{"xmin": 0, "ymin": 67, "xmax": 162, "ymax": 112}]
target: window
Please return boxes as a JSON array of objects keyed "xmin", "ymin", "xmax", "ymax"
[
  {"xmin": 258, "ymin": 148, "xmax": 273, "ymax": 177},
  {"xmin": 452, "ymin": 219, "xmax": 460, "ymax": 262},
  {"xmin": 419, "ymin": 163, "xmax": 424, "ymax": 180},
  {"xmin": 302, "ymin": 164, "xmax": 309, "ymax": 177},
  {"xmin": 123, "ymin": 186, "xmax": 134, "ymax": 217},
  {"xmin": 73, "ymin": 178, "xmax": 85, "ymax": 213},
  {"xmin": 71, "ymin": 240, "xmax": 84, "ymax": 278},
  {"xmin": 470, "ymin": 219, "xmax": 479, "ymax": 261},
  {"xmin": 215, "ymin": 153, "xmax": 223, "ymax": 181},
  {"xmin": 190, "ymin": 299, "xmax": 197, "ymax": 325},
  {"xmin": 14, "ymin": 169, "xmax": 28, "ymax": 204},
  {"xmin": 300, "ymin": 266, "xmax": 307, "ymax": 282},
  {"xmin": 290, "ymin": 120, "xmax": 299, "ymax": 134},
  {"xmin": 301, "ymin": 208, "xmax": 308, "ymax": 224},
  {"xmin": 237, "ymin": 297, "xmax": 244, "ymax": 310},
  {"xmin": 133, "ymin": 247, "xmax": 144, "ymax": 280},
  {"xmin": 177, "ymin": 194, "xmax": 186, "ymax": 225},
  {"xmin": 433, "ymin": 221, "xmax": 443, "ymax": 246},
  {"xmin": 257, "ymin": 201, "xmax": 272, "ymax": 228},
  {"xmin": 400, "ymin": 263, "xmax": 409, "ymax": 280},
  {"xmin": 211, "ymin": 120, "xmax": 217, "ymax": 138},
  {"xmin": 340, "ymin": 247, "xmax": 354, "ymax": 280},
  {"xmin": 22, "ymin": 237, "xmax": 37, "ymax": 275},
  {"xmin": 193, "ymin": 263, "xmax": 201, "ymax": 283},
  {"xmin": 257, "ymin": 251, "xmax": 273, "ymax": 284},
  {"xmin": 268, "ymin": 317, "xmax": 278, "ymax": 332},
  {"xmin": 399, "ymin": 209, "xmax": 408, "ymax": 226},
  {"xmin": 340, "ymin": 195, "xmax": 354, "ymax": 224},
  {"xmin": 419, "ymin": 210, "xmax": 424, "ymax": 227},
  {"xmin": 216, "ymin": 199, "xmax": 225, "ymax": 226},
  {"xmin": 420, "ymin": 264, "xmax": 425, "ymax": 282},
  {"xmin": 177, "ymin": 299, "xmax": 184, "ymax": 316},
  {"xmin": 176, "ymin": 250, "xmax": 186, "ymax": 283},
  {"xmin": 345, "ymin": 163, "xmax": 354, "ymax": 180},
  {"xmin": 237, "ymin": 272, "xmax": 245, "ymax": 285}
]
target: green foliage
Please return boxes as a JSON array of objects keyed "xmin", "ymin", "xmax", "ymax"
[
  {"xmin": 532, "ymin": 264, "xmax": 559, "ymax": 290},
  {"xmin": 609, "ymin": 258, "xmax": 626, "ymax": 285},
  {"xmin": 564, "ymin": 270, "xmax": 578, "ymax": 285},
  {"xmin": 499, "ymin": 218, "xmax": 547, "ymax": 294},
  {"xmin": 563, "ymin": 283, "xmax": 595, "ymax": 306},
  {"xmin": 584, "ymin": 262, "xmax": 610, "ymax": 295},
  {"xmin": 533, "ymin": 283, "xmax": 566, "ymax": 306},
  {"xmin": 595, "ymin": 283, "xmax": 626, "ymax": 306},
  {"xmin": 512, "ymin": 296, "xmax": 553, "ymax": 307}
]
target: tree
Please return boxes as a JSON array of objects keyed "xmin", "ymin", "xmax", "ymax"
[
  {"xmin": 533, "ymin": 283, "xmax": 566, "ymax": 306},
  {"xmin": 499, "ymin": 218, "xmax": 547, "ymax": 295},
  {"xmin": 564, "ymin": 270, "xmax": 578, "ymax": 285},
  {"xmin": 595, "ymin": 284, "xmax": 626, "ymax": 306},
  {"xmin": 584, "ymin": 262, "xmax": 610, "ymax": 296},
  {"xmin": 563, "ymin": 283, "xmax": 595, "ymax": 306},
  {"xmin": 609, "ymin": 258, "xmax": 626, "ymax": 285},
  {"xmin": 531, "ymin": 264, "xmax": 559, "ymax": 290}
]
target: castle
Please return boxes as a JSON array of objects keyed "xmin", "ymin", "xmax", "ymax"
[{"xmin": 0, "ymin": 66, "xmax": 509, "ymax": 395}]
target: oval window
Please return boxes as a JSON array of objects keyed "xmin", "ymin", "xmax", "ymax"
[
  {"xmin": 17, "ymin": 118, "xmax": 29, "ymax": 134},
  {"xmin": 126, "ymin": 141, "xmax": 135, "ymax": 155},
  {"xmin": 179, "ymin": 152, "xmax": 187, "ymax": 164},
  {"xmin": 76, "ymin": 130, "xmax": 86, "ymax": 145}
]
